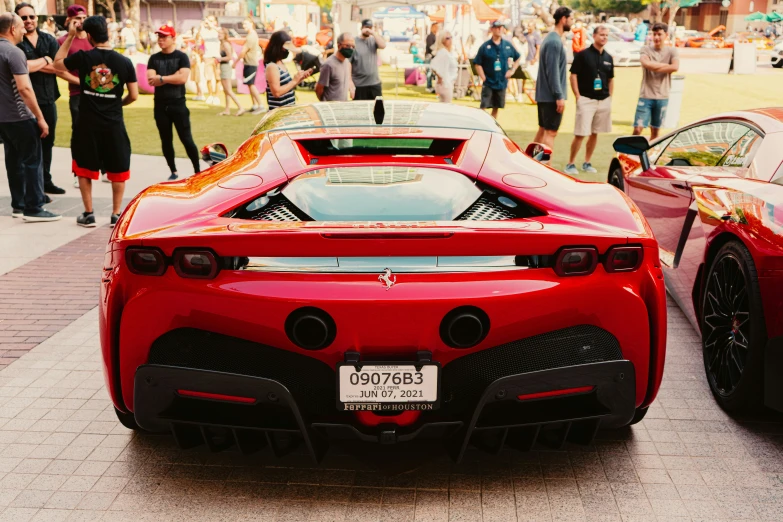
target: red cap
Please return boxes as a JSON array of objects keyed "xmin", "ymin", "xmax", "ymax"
[
  {"xmin": 66, "ymin": 5, "xmax": 86, "ymax": 17},
  {"xmin": 155, "ymin": 24, "xmax": 176, "ymax": 38}
]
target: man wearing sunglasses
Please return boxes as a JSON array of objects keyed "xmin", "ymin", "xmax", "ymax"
[
  {"xmin": 316, "ymin": 32, "xmax": 355, "ymax": 102},
  {"xmin": 14, "ymin": 2, "xmax": 66, "ymax": 196}
]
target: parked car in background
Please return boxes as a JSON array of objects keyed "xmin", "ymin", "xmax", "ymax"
[
  {"xmin": 604, "ymin": 33, "xmax": 642, "ymax": 66},
  {"xmin": 772, "ymin": 40, "xmax": 783, "ymax": 68},
  {"xmin": 608, "ymin": 109, "xmax": 783, "ymax": 414}
]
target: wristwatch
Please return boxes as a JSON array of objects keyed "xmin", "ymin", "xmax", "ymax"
[{"xmin": 159, "ymin": 75, "xmax": 164, "ymax": 84}]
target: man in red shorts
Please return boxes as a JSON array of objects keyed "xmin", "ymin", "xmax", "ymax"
[{"xmin": 54, "ymin": 15, "xmax": 138, "ymax": 227}]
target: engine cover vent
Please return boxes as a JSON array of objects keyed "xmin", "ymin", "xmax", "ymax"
[
  {"xmin": 253, "ymin": 200, "xmax": 302, "ymax": 222},
  {"xmin": 456, "ymin": 196, "xmax": 516, "ymax": 221}
]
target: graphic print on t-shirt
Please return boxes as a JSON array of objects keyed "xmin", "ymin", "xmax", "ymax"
[{"xmin": 87, "ymin": 64, "xmax": 119, "ymax": 94}]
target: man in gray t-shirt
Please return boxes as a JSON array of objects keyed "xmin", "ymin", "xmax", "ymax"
[
  {"xmin": 0, "ymin": 13, "xmax": 60, "ymax": 222},
  {"xmin": 317, "ymin": 32, "xmax": 355, "ymax": 102},
  {"xmin": 633, "ymin": 22, "xmax": 679, "ymax": 140},
  {"xmin": 350, "ymin": 19, "xmax": 386, "ymax": 101}
]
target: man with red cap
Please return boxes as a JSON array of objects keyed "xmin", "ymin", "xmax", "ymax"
[{"xmin": 147, "ymin": 24, "xmax": 200, "ymax": 180}]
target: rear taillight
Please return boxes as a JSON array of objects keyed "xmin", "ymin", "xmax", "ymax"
[
  {"xmin": 125, "ymin": 248, "xmax": 166, "ymax": 276},
  {"xmin": 554, "ymin": 247, "xmax": 598, "ymax": 276},
  {"xmin": 173, "ymin": 249, "xmax": 219, "ymax": 279},
  {"xmin": 605, "ymin": 246, "xmax": 643, "ymax": 273}
]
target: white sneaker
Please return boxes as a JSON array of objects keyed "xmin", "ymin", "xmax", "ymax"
[
  {"xmin": 250, "ymin": 106, "xmax": 266, "ymax": 115},
  {"xmin": 210, "ymin": 96, "xmax": 221, "ymax": 106},
  {"xmin": 516, "ymin": 94, "xmax": 524, "ymax": 102},
  {"xmin": 72, "ymin": 177, "xmax": 79, "ymax": 188},
  {"xmin": 192, "ymin": 95, "xmax": 205, "ymax": 102},
  {"xmin": 101, "ymin": 173, "xmax": 110, "ymax": 183}
]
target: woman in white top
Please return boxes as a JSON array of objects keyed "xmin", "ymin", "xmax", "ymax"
[{"xmin": 429, "ymin": 31, "xmax": 458, "ymax": 103}]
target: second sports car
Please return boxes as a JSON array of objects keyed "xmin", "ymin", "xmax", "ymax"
[{"xmin": 609, "ymin": 108, "xmax": 783, "ymax": 413}]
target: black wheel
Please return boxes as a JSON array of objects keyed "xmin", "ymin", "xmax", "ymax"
[
  {"xmin": 114, "ymin": 407, "xmax": 143, "ymax": 431},
  {"xmin": 628, "ymin": 407, "xmax": 648, "ymax": 425},
  {"xmin": 608, "ymin": 165, "xmax": 624, "ymax": 190},
  {"xmin": 773, "ymin": 60, "xmax": 783, "ymax": 69},
  {"xmin": 701, "ymin": 241, "xmax": 767, "ymax": 412}
]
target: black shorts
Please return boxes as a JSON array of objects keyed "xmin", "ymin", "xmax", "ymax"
[
  {"xmin": 537, "ymin": 102, "xmax": 563, "ymax": 132},
  {"xmin": 242, "ymin": 65, "xmax": 258, "ymax": 86},
  {"xmin": 480, "ymin": 85, "xmax": 505, "ymax": 109},
  {"xmin": 354, "ymin": 83, "xmax": 382, "ymax": 101},
  {"xmin": 72, "ymin": 116, "xmax": 131, "ymax": 181}
]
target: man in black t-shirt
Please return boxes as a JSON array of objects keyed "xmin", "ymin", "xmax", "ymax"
[
  {"xmin": 54, "ymin": 15, "xmax": 138, "ymax": 228},
  {"xmin": 147, "ymin": 24, "xmax": 200, "ymax": 181},
  {"xmin": 564, "ymin": 25, "xmax": 613, "ymax": 176},
  {"xmin": 15, "ymin": 2, "xmax": 65, "ymax": 195}
]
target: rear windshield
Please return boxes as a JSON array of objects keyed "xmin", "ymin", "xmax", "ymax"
[
  {"xmin": 297, "ymin": 138, "xmax": 461, "ymax": 157},
  {"xmin": 282, "ymin": 167, "xmax": 481, "ymax": 221}
]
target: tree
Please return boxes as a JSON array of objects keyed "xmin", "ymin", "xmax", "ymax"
[
  {"xmin": 95, "ymin": 0, "xmax": 116, "ymax": 22},
  {"xmin": 566, "ymin": 0, "xmax": 647, "ymax": 14}
]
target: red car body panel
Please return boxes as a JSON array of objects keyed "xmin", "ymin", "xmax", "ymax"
[
  {"xmin": 100, "ymin": 102, "xmax": 666, "ymax": 457},
  {"xmin": 610, "ymin": 108, "xmax": 783, "ymax": 411}
]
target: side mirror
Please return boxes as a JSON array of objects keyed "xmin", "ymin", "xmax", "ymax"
[
  {"xmin": 524, "ymin": 142, "xmax": 552, "ymax": 163},
  {"xmin": 613, "ymin": 136, "xmax": 651, "ymax": 171},
  {"xmin": 201, "ymin": 143, "xmax": 228, "ymax": 167}
]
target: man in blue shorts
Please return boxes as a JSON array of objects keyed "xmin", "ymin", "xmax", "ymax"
[{"xmin": 633, "ymin": 22, "xmax": 679, "ymax": 140}]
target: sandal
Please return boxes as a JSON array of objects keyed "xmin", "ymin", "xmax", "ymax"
[
  {"xmin": 235, "ymin": 109, "xmax": 246, "ymax": 117},
  {"xmin": 218, "ymin": 110, "xmax": 231, "ymax": 116}
]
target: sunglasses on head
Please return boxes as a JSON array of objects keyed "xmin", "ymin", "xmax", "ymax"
[{"xmin": 20, "ymin": 15, "xmax": 36, "ymax": 21}]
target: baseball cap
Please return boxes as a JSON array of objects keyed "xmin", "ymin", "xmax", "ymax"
[
  {"xmin": 491, "ymin": 20, "xmax": 506, "ymax": 28},
  {"xmin": 361, "ymin": 19, "xmax": 373, "ymax": 28},
  {"xmin": 155, "ymin": 24, "xmax": 176, "ymax": 37},
  {"xmin": 66, "ymin": 5, "xmax": 86, "ymax": 17}
]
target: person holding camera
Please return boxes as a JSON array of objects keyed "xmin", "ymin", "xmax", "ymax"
[{"xmin": 351, "ymin": 19, "xmax": 386, "ymax": 101}]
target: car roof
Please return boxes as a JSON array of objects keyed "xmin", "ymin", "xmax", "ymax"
[
  {"xmin": 251, "ymin": 101, "xmax": 505, "ymax": 136},
  {"xmin": 690, "ymin": 108, "xmax": 783, "ymax": 134}
]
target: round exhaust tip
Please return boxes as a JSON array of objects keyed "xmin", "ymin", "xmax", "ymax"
[
  {"xmin": 285, "ymin": 307, "xmax": 336, "ymax": 350},
  {"xmin": 440, "ymin": 306, "xmax": 490, "ymax": 348}
]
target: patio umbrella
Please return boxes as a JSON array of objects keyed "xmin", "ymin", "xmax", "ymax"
[
  {"xmin": 766, "ymin": 12, "xmax": 783, "ymax": 22},
  {"xmin": 744, "ymin": 11, "xmax": 766, "ymax": 22}
]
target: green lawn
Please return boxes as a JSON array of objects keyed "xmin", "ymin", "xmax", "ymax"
[{"xmin": 53, "ymin": 67, "xmax": 783, "ymax": 181}]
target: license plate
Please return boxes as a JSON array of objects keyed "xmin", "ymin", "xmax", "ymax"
[{"xmin": 337, "ymin": 363, "xmax": 439, "ymax": 411}]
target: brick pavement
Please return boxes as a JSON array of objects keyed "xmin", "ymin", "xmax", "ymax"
[
  {"xmin": 0, "ymin": 232, "xmax": 781, "ymax": 520},
  {"xmin": 0, "ymin": 228, "xmax": 111, "ymax": 368}
]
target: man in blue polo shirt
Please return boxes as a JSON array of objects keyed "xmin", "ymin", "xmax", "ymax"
[{"xmin": 474, "ymin": 21, "xmax": 521, "ymax": 119}]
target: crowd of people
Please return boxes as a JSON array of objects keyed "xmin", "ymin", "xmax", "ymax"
[{"xmin": 0, "ymin": 5, "xmax": 683, "ymax": 228}]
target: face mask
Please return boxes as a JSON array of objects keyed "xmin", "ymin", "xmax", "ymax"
[{"xmin": 339, "ymin": 47, "xmax": 354, "ymax": 59}]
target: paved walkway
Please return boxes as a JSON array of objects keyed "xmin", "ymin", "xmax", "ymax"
[{"xmin": 0, "ymin": 227, "xmax": 778, "ymax": 520}]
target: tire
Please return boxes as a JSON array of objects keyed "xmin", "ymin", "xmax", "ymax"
[
  {"xmin": 114, "ymin": 407, "xmax": 143, "ymax": 431},
  {"xmin": 628, "ymin": 407, "xmax": 648, "ymax": 425},
  {"xmin": 701, "ymin": 241, "xmax": 767, "ymax": 413},
  {"xmin": 608, "ymin": 165, "xmax": 624, "ymax": 191},
  {"xmin": 773, "ymin": 60, "xmax": 783, "ymax": 69}
]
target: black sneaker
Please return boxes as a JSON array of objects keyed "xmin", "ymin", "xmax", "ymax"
[
  {"xmin": 11, "ymin": 209, "xmax": 22, "ymax": 218},
  {"xmin": 110, "ymin": 213, "xmax": 120, "ymax": 227},
  {"xmin": 23, "ymin": 209, "xmax": 62, "ymax": 222},
  {"xmin": 76, "ymin": 212, "xmax": 96, "ymax": 228},
  {"xmin": 44, "ymin": 183, "xmax": 66, "ymax": 195},
  {"xmin": 167, "ymin": 173, "xmax": 179, "ymax": 181}
]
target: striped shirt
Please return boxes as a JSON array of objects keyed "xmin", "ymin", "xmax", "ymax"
[
  {"xmin": 0, "ymin": 38, "xmax": 34, "ymax": 123},
  {"xmin": 266, "ymin": 62, "xmax": 296, "ymax": 110}
]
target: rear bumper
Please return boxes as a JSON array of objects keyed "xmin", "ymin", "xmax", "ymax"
[{"xmin": 134, "ymin": 359, "xmax": 636, "ymax": 462}]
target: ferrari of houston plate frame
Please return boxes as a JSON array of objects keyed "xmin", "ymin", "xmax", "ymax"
[{"xmin": 338, "ymin": 364, "xmax": 439, "ymax": 411}]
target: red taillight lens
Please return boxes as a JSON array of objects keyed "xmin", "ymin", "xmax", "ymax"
[
  {"xmin": 605, "ymin": 246, "xmax": 643, "ymax": 273},
  {"xmin": 173, "ymin": 250, "xmax": 219, "ymax": 279},
  {"xmin": 125, "ymin": 248, "xmax": 166, "ymax": 276},
  {"xmin": 554, "ymin": 247, "xmax": 598, "ymax": 276}
]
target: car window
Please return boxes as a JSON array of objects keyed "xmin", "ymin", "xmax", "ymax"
[
  {"xmin": 647, "ymin": 136, "xmax": 674, "ymax": 164},
  {"xmin": 717, "ymin": 129, "xmax": 762, "ymax": 168},
  {"xmin": 655, "ymin": 122, "xmax": 750, "ymax": 167}
]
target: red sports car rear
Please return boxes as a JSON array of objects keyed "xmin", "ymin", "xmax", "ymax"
[{"xmin": 100, "ymin": 101, "xmax": 666, "ymax": 461}]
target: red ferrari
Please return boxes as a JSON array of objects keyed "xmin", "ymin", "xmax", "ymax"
[
  {"xmin": 609, "ymin": 108, "xmax": 783, "ymax": 413},
  {"xmin": 101, "ymin": 100, "xmax": 666, "ymax": 462}
]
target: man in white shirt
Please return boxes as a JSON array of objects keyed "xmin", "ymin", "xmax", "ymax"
[{"xmin": 120, "ymin": 19, "xmax": 136, "ymax": 54}]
